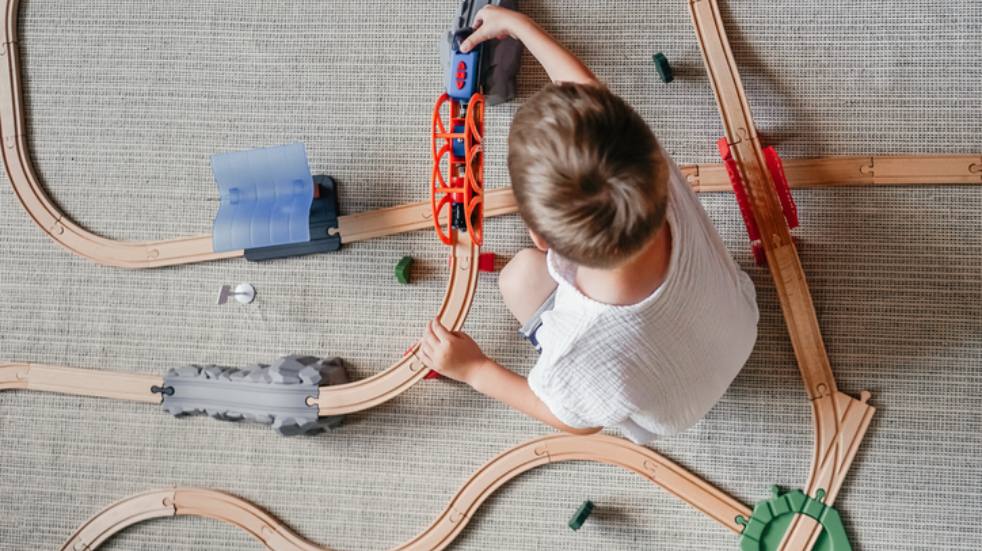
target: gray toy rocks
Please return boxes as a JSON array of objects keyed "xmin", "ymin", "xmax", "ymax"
[{"xmin": 159, "ymin": 355, "xmax": 348, "ymax": 436}]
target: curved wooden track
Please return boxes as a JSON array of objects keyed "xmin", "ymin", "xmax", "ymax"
[
  {"xmin": 0, "ymin": 0, "xmax": 975, "ymax": 269},
  {"xmin": 311, "ymin": 234, "xmax": 479, "ymax": 416},
  {"xmin": 688, "ymin": 1, "xmax": 876, "ymax": 549},
  {"xmin": 0, "ymin": 234, "xmax": 478, "ymax": 416},
  {"xmin": 1, "ymin": 1, "xmax": 976, "ymax": 549},
  {"xmin": 61, "ymin": 433, "xmax": 750, "ymax": 551},
  {"xmin": 0, "ymin": 0, "xmax": 488, "ymax": 416},
  {"xmin": 0, "ymin": 0, "xmax": 976, "ymax": 269}
]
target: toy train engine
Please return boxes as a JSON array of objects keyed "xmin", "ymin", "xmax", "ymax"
[
  {"xmin": 431, "ymin": 29, "xmax": 486, "ymax": 246},
  {"xmin": 430, "ymin": 0, "xmax": 523, "ymax": 246}
]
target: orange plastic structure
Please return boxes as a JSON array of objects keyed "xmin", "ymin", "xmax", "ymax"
[
  {"xmin": 430, "ymin": 92, "xmax": 485, "ymax": 246},
  {"xmin": 0, "ymin": 1, "xmax": 979, "ymax": 550}
]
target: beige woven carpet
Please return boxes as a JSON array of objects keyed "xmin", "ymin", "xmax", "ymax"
[{"xmin": 1, "ymin": 1, "xmax": 980, "ymax": 549}]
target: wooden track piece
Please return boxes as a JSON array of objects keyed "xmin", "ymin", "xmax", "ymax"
[
  {"xmin": 310, "ymin": 233, "xmax": 480, "ymax": 416},
  {"xmin": 0, "ymin": 236, "xmax": 479, "ymax": 418},
  {"xmin": 690, "ymin": 0, "xmax": 837, "ymax": 400},
  {"xmin": 0, "ymin": 6, "xmax": 975, "ymax": 271},
  {"xmin": 61, "ymin": 488, "xmax": 322, "ymax": 551},
  {"xmin": 62, "ymin": 434, "xmax": 750, "ymax": 551},
  {"xmin": 0, "ymin": 2, "xmax": 973, "ymax": 549},
  {"xmin": 0, "ymin": 362, "xmax": 161, "ymax": 403},
  {"xmin": 341, "ymin": 154, "xmax": 982, "ymax": 243},
  {"xmin": 0, "ymin": 0, "xmax": 977, "ymax": 265},
  {"xmin": 688, "ymin": 1, "xmax": 876, "ymax": 549}
]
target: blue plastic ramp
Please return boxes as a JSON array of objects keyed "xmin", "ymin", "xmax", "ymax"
[{"xmin": 211, "ymin": 143, "xmax": 314, "ymax": 253}]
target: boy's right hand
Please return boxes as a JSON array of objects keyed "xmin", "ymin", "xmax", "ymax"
[{"xmin": 460, "ymin": 5, "xmax": 526, "ymax": 53}]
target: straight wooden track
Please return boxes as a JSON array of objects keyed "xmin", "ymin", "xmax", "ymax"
[
  {"xmin": 1, "ymin": 0, "xmax": 978, "ymax": 271},
  {"xmin": 0, "ymin": 234, "xmax": 479, "ymax": 417},
  {"xmin": 1, "ymin": 1, "xmax": 975, "ymax": 549},
  {"xmin": 688, "ymin": 1, "xmax": 876, "ymax": 549},
  {"xmin": 0, "ymin": 362, "xmax": 162, "ymax": 403}
]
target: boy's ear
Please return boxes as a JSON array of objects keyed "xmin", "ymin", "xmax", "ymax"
[{"xmin": 528, "ymin": 229, "xmax": 549, "ymax": 252}]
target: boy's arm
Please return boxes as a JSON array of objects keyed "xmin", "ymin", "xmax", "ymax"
[
  {"xmin": 419, "ymin": 320, "xmax": 601, "ymax": 435},
  {"xmin": 460, "ymin": 6, "xmax": 598, "ymax": 86},
  {"xmin": 469, "ymin": 358, "xmax": 599, "ymax": 435}
]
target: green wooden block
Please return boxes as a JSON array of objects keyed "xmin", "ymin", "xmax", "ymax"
[
  {"xmin": 652, "ymin": 52, "xmax": 674, "ymax": 83},
  {"xmin": 568, "ymin": 500, "xmax": 594, "ymax": 531},
  {"xmin": 395, "ymin": 256, "xmax": 414, "ymax": 284}
]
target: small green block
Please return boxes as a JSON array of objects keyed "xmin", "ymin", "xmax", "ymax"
[
  {"xmin": 394, "ymin": 256, "xmax": 414, "ymax": 284},
  {"xmin": 652, "ymin": 52, "xmax": 674, "ymax": 83},
  {"xmin": 568, "ymin": 500, "xmax": 594, "ymax": 531}
]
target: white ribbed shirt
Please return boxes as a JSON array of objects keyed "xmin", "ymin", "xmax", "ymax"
[{"xmin": 527, "ymin": 155, "xmax": 759, "ymax": 443}]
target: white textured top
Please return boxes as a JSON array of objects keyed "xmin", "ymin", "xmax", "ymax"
[{"xmin": 527, "ymin": 155, "xmax": 759, "ymax": 443}]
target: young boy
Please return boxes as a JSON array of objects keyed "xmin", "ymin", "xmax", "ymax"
[{"xmin": 418, "ymin": 6, "xmax": 759, "ymax": 443}]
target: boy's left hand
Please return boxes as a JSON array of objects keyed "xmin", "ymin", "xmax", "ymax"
[{"xmin": 418, "ymin": 320, "xmax": 488, "ymax": 384}]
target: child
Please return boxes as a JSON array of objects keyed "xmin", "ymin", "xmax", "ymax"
[{"xmin": 418, "ymin": 6, "xmax": 759, "ymax": 443}]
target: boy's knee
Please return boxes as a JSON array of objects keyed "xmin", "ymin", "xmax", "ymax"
[{"xmin": 499, "ymin": 249, "xmax": 543, "ymax": 297}]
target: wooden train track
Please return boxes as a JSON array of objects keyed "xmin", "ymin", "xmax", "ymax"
[
  {"xmin": 0, "ymin": 0, "xmax": 976, "ymax": 269},
  {"xmin": 0, "ymin": 0, "xmax": 976, "ymax": 549},
  {"xmin": 0, "ymin": 0, "xmax": 967, "ymax": 439},
  {"xmin": 688, "ymin": 1, "xmax": 877, "ymax": 549},
  {"xmin": 61, "ymin": 433, "xmax": 750, "ymax": 551},
  {"xmin": 0, "ymin": 0, "xmax": 977, "ymax": 276},
  {"xmin": 0, "ymin": 233, "xmax": 479, "ymax": 417},
  {"xmin": 0, "ymin": 0, "xmax": 977, "ymax": 270}
]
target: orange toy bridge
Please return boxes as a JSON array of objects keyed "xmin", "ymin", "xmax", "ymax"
[{"xmin": 430, "ymin": 92, "xmax": 486, "ymax": 246}]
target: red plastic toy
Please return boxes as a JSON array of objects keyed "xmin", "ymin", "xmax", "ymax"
[
  {"xmin": 716, "ymin": 138, "xmax": 799, "ymax": 266},
  {"xmin": 478, "ymin": 252, "xmax": 496, "ymax": 273},
  {"xmin": 717, "ymin": 138, "xmax": 761, "ymax": 243},
  {"xmin": 762, "ymin": 146, "xmax": 799, "ymax": 229},
  {"xmin": 423, "ymin": 370, "xmax": 443, "ymax": 380}
]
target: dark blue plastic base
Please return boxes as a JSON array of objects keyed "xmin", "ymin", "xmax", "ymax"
[{"xmin": 244, "ymin": 175, "xmax": 342, "ymax": 261}]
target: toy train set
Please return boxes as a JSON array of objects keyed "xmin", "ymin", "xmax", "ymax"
[
  {"xmin": 431, "ymin": 27, "xmax": 487, "ymax": 246},
  {"xmin": 0, "ymin": 0, "xmax": 980, "ymax": 549}
]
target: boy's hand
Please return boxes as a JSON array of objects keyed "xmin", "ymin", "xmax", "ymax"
[
  {"xmin": 418, "ymin": 320, "xmax": 488, "ymax": 384},
  {"xmin": 460, "ymin": 5, "xmax": 596, "ymax": 85},
  {"xmin": 460, "ymin": 5, "xmax": 526, "ymax": 53}
]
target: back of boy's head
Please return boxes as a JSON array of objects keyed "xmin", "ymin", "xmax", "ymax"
[{"xmin": 508, "ymin": 83, "xmax": 669, "ymax": 269}]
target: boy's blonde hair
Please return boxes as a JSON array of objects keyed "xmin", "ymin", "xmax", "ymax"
[{"xmin": 508, "ymin": 83, "xmax": 669, "ymax": 269}]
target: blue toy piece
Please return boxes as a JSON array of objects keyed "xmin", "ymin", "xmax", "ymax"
[
  {"xmin": 452, "ymin": 122, "xmax": 466, "ymax": 158},
  {"xmin": 211, "ymin": 143, "xmax": 314, "ymax": 253},
  {"xmin": 244, "ymin": 175, "xmax": 342, "ymax": 261},
  {"xmin": 448, "ymin": 43, "xmax": 481, "ymax": 101}
]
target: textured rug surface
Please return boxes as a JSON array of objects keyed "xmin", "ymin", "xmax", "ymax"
[{"xmin": 1, "ymin": 1, "xmax": 980, "ymax": 550}]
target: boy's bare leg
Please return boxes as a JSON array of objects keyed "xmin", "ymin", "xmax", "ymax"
[{"xmin": 498, "ymin": 248, "xmax": 558, "ymax": 325}]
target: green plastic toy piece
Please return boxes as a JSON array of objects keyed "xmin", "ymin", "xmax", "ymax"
[
  {"xmin": 738, "ymin": 487, "xmax": 851, "ymax": 551},
  {"xmin": 394, "ymin": 256, "xmax": 414, "ymax": 285},
  {"xmin": 652, "ymin": 52, "xmax": 674, "ymax": 83},
  {"xmin": 568, "ymin": 500, "xmax": 594, "ymax": 531}
]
